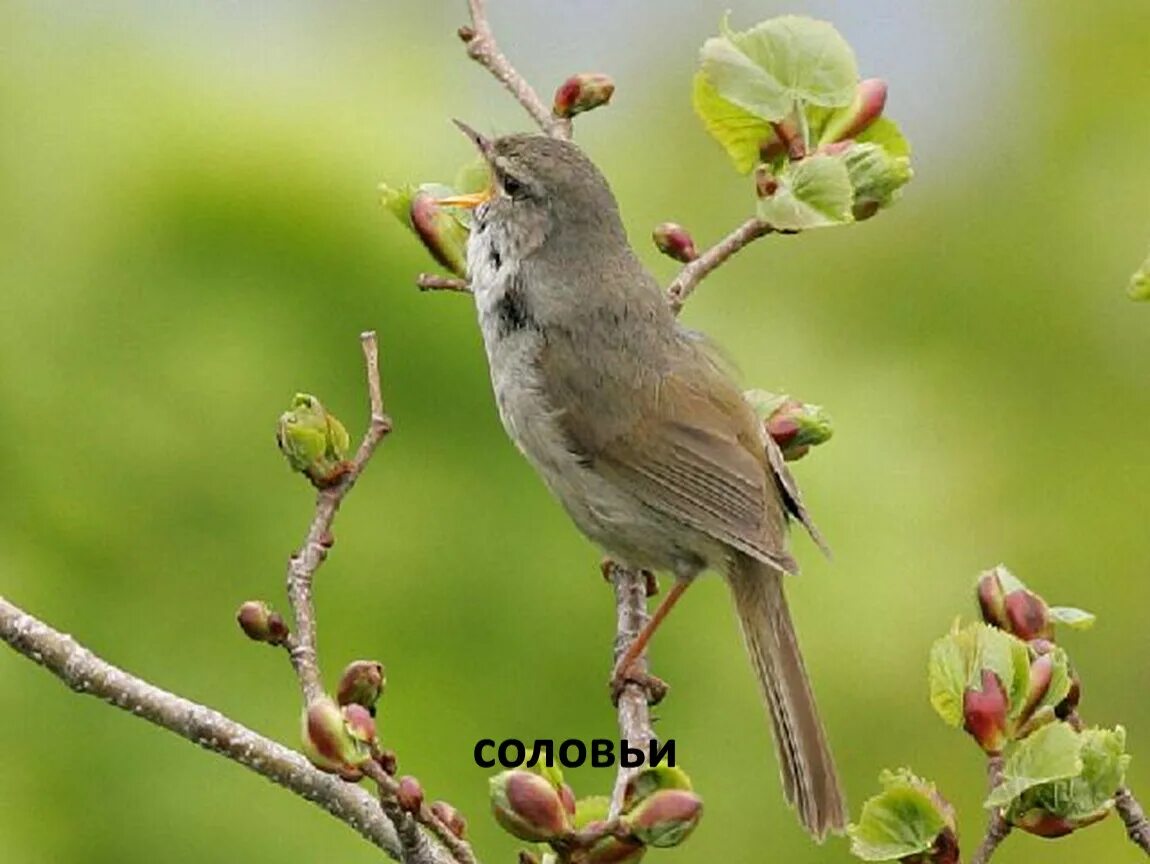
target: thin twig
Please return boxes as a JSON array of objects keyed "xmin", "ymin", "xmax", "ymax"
[
  {"xmin": 285, "ymin": 331, "xmax": 393, "ymax": 704},
  {"xmin": 607, "ymin": 562, "xmax": 656, "ymax": 817},
  {"xmin": 417, "ymin": 273, "xmax": 472, "ymax": 294},
  {"xmin": 666, "ymin": 218, "xmax": 774, "ymax": 313},
  {"xmin": 1115, "ymin": 787, "xmax": 1150, "ymax": 855},
  {"xmin": 458, "ymin": 0, "xmax": 570, "ymax": 139},
  {"xmin": 971, "ymin": 755, "xmax": 1012, "ymax": 864},
  {"xmin": 363, "ymin": 762, "xmax": 479, "ymax": 864},
  {"xmin": 0, "ymin": 597, "xmax": 405, "ymax": 859}
]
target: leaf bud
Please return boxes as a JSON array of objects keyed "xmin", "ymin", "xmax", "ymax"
[
  {"xmin": 276, "ymin": 393, "xmax": 351, "ymax": 488},
  {"xmin": 820, "ymin": 78, "xmax": 888, "ymax": 144},
  {"xmin": 336, "ymin": 660, "xmax": 386, "ymax": 715},
  {"xmin": 430, "ymin": 800, "xmax": 468, "ymax": 840},
  {"xmin": 397, "ymin": 775, "xmax": 424, "ymax": 813},
  {"xmin": 553, "ymin": 73, "xmax": 616, "ymax": 118},
  {"xmin": 301, "ymin": 696, "xmax": 369, "ymax": 775},
  {"xmin": 341, "ymin": 703, "xmax": 377, "ymax": 747},
  {"xmin": 236, "ymin": 601, "xmax": 288, "ymax": 645},
  {"xmin": 410, "ymin": 191, "xmax": 469, "ymax": 277},
  {"xmin": 490, "ymin": 770, "xmax": 571, "ymax": 843},
  {"xmin": 962, "ymin": 668, "xmax": 1010, "ymax": 754},
  {"xmin": 652, "ymin": 222, "xmax": 698, "ymax": 263},
  {"xmin": 623, "ymin": 788, "xmax": 703, "ymax": 848}
]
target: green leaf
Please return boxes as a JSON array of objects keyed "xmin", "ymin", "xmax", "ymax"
[
  {"xmin": 855, "ymin": 117, "xmax": 912, "ymax": 158},
  {"xmin": 756, "ymin": 154, "xmax": 854, "ymax": 230},
  {"xmin": 700, "ymin": 15, "xmax": 858, "ymax": 122},
  {"xmin": 836, "ymin": 142, "xmax": 912, "ymax": 215},
  {"xmin": 572, "ymin": 795, "xmax": 611, "ymax": 829},
  {"xmin": 1009, "ymin": 727, "xmax": 1129, "ymax": 826},
  {"xmin": 1049, "ymin": 606, "xmax": 1097, "ymax": 630},
  {"xmin": 928, "ymin": 622, "xmax": 1031, "ymax": 727},
  {"xmin": 1130, "ymin": 248, "xmax": 1150, "ymax": 301},
  {"xmin": 986, "ymin": 722, "xmax": 1083, "ymax": 808},
  {"xmin": 691, "ymin": 71, "xmax": 774, "ymax": 174},
  {"xmin": 379, "ymin": 182, "xmax": 416, "ymax": 226},
  {"xmin": 847, "ymin": 769, "xmax": 952, "ymax": 861}
]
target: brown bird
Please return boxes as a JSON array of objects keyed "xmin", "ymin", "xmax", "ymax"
[{"xmin": 441, "ymin": 124, "xmax": 847, "ymax": 838}]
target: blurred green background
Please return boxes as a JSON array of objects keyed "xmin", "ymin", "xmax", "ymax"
[{"xmin": 1, "ymin": 1, "xmax": 1147, "ymax": 862}]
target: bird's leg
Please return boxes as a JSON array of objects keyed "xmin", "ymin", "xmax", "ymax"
[{"xmin": 610, "ymin": 578, "xmax": 691, "ymax": 705}]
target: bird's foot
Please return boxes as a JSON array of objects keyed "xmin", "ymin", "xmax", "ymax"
[{"xmin": 609, "ymin": 664, "xmax": 668, "ymax": 707}]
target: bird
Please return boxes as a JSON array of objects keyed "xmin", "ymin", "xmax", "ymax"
[{"xmin": 438, "ymin": 122, "xmax": 847, "ymax": 839}]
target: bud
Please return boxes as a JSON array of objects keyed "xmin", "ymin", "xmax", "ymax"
[
  {"xmin": 558, "ymin": 782, "xmax": 577, "ymax": 817},
  {"xmin": 301, "ymin": 696, "xmax": 369, "ymax": 775},
  {"xmin": 745, "ymin": 391, "xmax": 833, "ymax": 462},
  {"xmin": 927, "ymin": 826, "xmax": 961, "ymax": 864},
  {"xmin": 553, "ymin": 73, "xmax": 615, "ymax": 119},
  {"xmin": 820, "ymin": 78, "xmax": 888, "ymax": 144},
  {"xmin": 962, "ymin": 668, "xmax": 1010, "ymax": 754},
  {"xmin": 336, "ymin": 660, "xmax": 386, "ymax": 715},
  {"xmin": 976, "ymin": 566, "xmax": 1053, "ymax": 641},
  {"xmin": 410, "ymin": 192, "xmax": 469, "ymax": 277},
  {"xmin": 754, "ymin": 165, "xmax": 779, "ymax": 198},
  {"xmin": 490, "ymin": 770, "xmax": 571, "ymax": 843},
  {"xmin": 376, "ymin": 748, "xmax": 398, "ymax": 776},
  {"xmin": 397, "ymin": 775, "xmax": 424, "ymax": 813},
  {"xmin": 623, "ymin": 788, "xmax": 703, "ymax": 848},
  {"xmin": 430, "ymin": 800, "xmax": 467, "ymax": 840},
  {"xmin": 277, "ymin": 394, "xmax": 351, "ymax": 488},
  {"xmin": 517, "ymin": 852, "xmax": 541, "ymax": 864},
  {"xmin": 341, "ymin": 703, "xmax": 377, "ymax": 747},
  {"xmin": 236, "ymin": 601, "xmax": 288, "ymax": 645},
  {"xmin": 1012, "ymin": 807, "xmax": 1109, "ymax": 838},
  {"xmin": 652, "ymin": 222, "xmax": 697, "ymax": 263}
]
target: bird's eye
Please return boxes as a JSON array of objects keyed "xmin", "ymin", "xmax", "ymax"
[{"xmin": 501, "ymin": 174, "xmax": 525, "ymax": 198}]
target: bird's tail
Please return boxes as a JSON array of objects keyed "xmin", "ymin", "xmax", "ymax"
[{"xmin": 727, "ymin": 555, "xmax": 847, "ymax": 839}]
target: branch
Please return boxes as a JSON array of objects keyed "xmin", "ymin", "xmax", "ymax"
[
  {"xmin": 363, "ymin": 762, "xmax": 478, "ymax": 864},
  {"xmin": 285, "ymin": 331, "xmax": 392, "ymax": 704},
  {"xmin": 1116, "ymin": 787, "xmax": 1150, "ymax": 855},
  {"xmin": 458, "ymin": 0, "xmax": 570, "ymax": 139},
  {"xmin": 606, "ymin": 562, "xmax": 656, "ymax": 817},
  {"xmin": 417, "ymin": 273, "xmax": 472, "ymax": 294},
  {"xmin": 666, "ymin": 218, "xmax": 774, "ymax": 314},
  {"xmin": 971, "ymin": 755, "xmax": 1012, "ymax": 864},
  {"xmin": 0, "ymin": 597, "xmax": 406, "ymax": 860}
]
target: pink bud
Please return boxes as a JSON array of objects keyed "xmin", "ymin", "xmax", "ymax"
[
  {"xmin": 490, "ymin": 770, "xmax": 571, "ymax": 843},
  {"xmin": 962, "ymin": 669, "xmax": 1010, "ymax": 754},
  {"xmin": 336, "ymin": 660, "xmax": 385, "ymax": 714},
  {"xmin": 652, "ymin": 223, "xmax": 697, "ymax": 263},
  {"xmin": 822, "ymin": 78, "xmax": 888, "ymax": 144},
  {"xmin": 410, "ymin": 192, "xmax": 468, "ymax": 276},
  {"xmin": 341, "ymin": 703, "xmax": 377, "ymax": 747},
  {"xmin": 1005, "ymin": 590, "xmax": 1053, "ymax": 641},
  {"xmin": 430, "ymin": 800, "xmax": 467, "ymax": 840},
  {"xmin": 624, "ymin": 788, "xmax": 703, "ymax": 848},
  {"xmin": 558, "ymin": 782, "xmax": 577, "ymax": 816},
  {"xmin": 397, "ymin": 775, "xmax": 424, "ymax": 813},
  {"xmin": 236, "ymin": 601, "xmax": 289, "ymax": 645},
  {"xmin": 553, "ymin": 73, "xmax": 615, "ymax": 118}
]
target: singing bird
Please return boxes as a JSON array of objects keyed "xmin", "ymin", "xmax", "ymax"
[{"xmin": 440, "ymin": 124, "xmax": 846, "ymax": 838}]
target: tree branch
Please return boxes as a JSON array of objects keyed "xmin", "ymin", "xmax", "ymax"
[
  {"xmin": 1115, "ymin": 786, "xmax": 1150, "ymax": 856},
  {"xmin": 0, "ymin": 597, "xmax": 406, "ymax": 860},
  {"xmin": 285, "ymin": 331, "xmax": 392, "ymax": 704},
  {"xmin": 606, "ymin": 562, "xmax": 656, "ymax": 817},
  {"xmin": 417, "ymin": 273, "xmax": 472, "ymax": 294},
  {"xmin": 458, "ymin": 0, "xmax": 570, "ymax": 139},
  {"xmin": 666, "ymin": 218, "xmax": 774, "ymax": 313},
  {"xmin": 971, "ymin": 754, "xmax": 1012, "ymax": 864}
]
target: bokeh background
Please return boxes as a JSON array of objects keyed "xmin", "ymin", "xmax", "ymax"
[{"xmin": 1, "ymin": 1, "xmax": 1147, "ymax": 862}]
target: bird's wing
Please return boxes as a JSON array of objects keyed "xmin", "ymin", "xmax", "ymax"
[{"xmin": 592, "ymin": 370, "xmax": 798, "ymax": 575}]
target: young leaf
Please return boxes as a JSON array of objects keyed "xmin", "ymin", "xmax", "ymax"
[
  {"xmin": 756, "ymin": 154, "xmax": 853, "ymax": 230},
  {"xmin": 700, "ymin": 15, "xmax": 858, "ymax": 122},
  {"xmin": 1049, "ymin": 606, "xmax": 1096, "ymax": 630},
  {"xmin": 692, "ymin": 71, "xmax": 774, "ymax": 174},
  {"xmin": 1008, "ymin": 727, "xmax": 1129, "ymax": 833},
  {"xmin": 928, "ymin": 622, "xmax": 1030, "ymax": 728},
  {"xmin": 985, "ymin": 722, "xmax": 1083, "ymax": 808},
  {"xmin": 848, "ymin": 769, "xmax": 954, "ymax": 861},
  {"xmin": 836, "ymin": 142, "xmax": 912, "ymax": 217},
  {"xmin": 856, "ymin": 117, "xmax": 912, "ymax": 159}
]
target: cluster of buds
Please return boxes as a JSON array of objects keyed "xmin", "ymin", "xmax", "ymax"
[
  {"xmin": 745, "ymin": 390, "xmax": 833, "ymax": 461},
  {"xmin": 553, "ymin": 73, "xmax": 615, "ymax": 119},
  {"xmin": 235, "ymin": 600, "xmax": 289, "ymax": 646},
  {"xmin": 489, "ymin": 765, "xmax": 702, "ymax": 862},
  {"xmin": 276, "ymin": 393, "xmax": 351, "ymax": 489},
  {"xmin": 651, "ymin": 222, "xmax": 698, "ymax": 264},
  {"xmin": 977, "ymin": 565, "xmax": 1053, "ymax": 641},
  {"xmin": 301, "ymin": 695, "xmax": 376, "ymax": 779}
]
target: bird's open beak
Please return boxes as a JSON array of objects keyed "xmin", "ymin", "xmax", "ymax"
[{"xmin": 438, "ymin": 120, "xmax": 495, "ymax": 209}]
